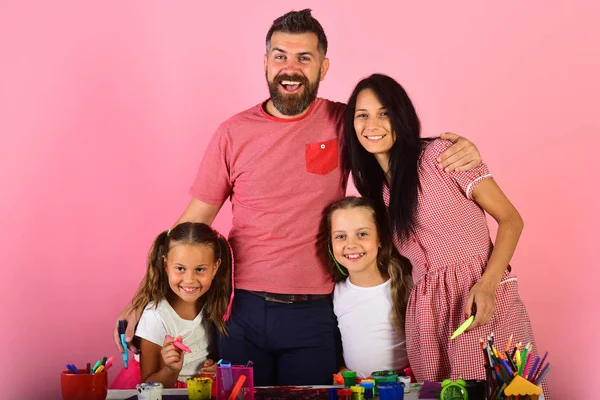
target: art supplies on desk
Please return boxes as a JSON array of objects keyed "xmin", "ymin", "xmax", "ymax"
[
  {"xmin": 119, "ymin": 319, "xmax": 129, "ymax": 369},
  {"xmin": 378, "ymin": 382, "xmax": 404, "ymax": 400},
  {"xmin": 417, "ymin": 381, "xmax": 441, "ymax": 399},
  {"xmin": 482, "ymin": 332, "xmax": 550, "ymax": 400},
  {"xmin": 350, "ymin": 385, "xmax": 365, "ymax": 400},
  {"xmin": 165, "ymin": 335, "xmax": 192, "ymax": 353},
  {"xmin": 122, "ymin": 387, "xmax": 343, "ymax": 400},
  {"xmin": 188, "ymin": 375, "xmax": 215, "ymax": 399},
  {"xmin": 397, "ymin": 376, "xmax": 411, "ymax": 393},
  {"xmin": 136, "ymin": 382, "xmax": 164, "ymax": 400},
  {"xmin": 359, "ymin": 381, "xmax": 374, "ymax": 399},
  {"xmin": 216, "ymin": 362, "xmax": 254, "ymax": 400},
  {"xmin": 65, "ymin": 353, "xmax": 114, "ymax": 376},
  {"xmin": 62, "ymin": 353, "xmax": 117, "ymax": 399},
  {"xmin": 450, "ymin": 315, "xmax": 475, "ymax": 340},
  {"xmin": 61, "ymin": 368, "xmax": 108, "ymax": 400},
  {"xmin": 440, "ymin": 379, "xmax": 467, "ymax": 400},
  {"xmin": 371, "ymin": 370, "xmax": 398, "ymax": 395},
  {"xmin": 342, "ymin": 371, "xmax": 357, "ymax": 387}
]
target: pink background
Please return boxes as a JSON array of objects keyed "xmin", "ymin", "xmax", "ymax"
[{"xmin": 1, "ymin": 1, "xmax": 598, "ymax": 399}]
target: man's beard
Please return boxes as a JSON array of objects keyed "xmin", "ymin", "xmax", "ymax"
[{"xmin": 267, "ymin": 72, "xmax": 320, "ymax": 116}]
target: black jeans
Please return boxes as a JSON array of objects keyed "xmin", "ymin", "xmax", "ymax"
[{"xmin": 217, "ymin": 289, "xmax": 339, "ymax": 386}]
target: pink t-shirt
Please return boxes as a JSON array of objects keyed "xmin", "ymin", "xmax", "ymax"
[{"xmin": 190, "ymin": 98, "xmax": 347, "ymax": 294}]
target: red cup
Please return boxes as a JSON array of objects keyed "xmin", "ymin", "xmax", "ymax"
[{"xmin": 61, "ymin": 369, "xmax": 108, "ymax": 400}]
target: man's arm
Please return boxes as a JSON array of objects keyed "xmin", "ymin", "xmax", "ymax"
[
  {"xmin": 113, "ymin": 198, "xmax": 224, "ymax": 353},
  {"xmin": 438, "ymin": 132, "xmax": 482, "ymax": 172},
  {"xmin": 173, "ymin": 198, "xmax": 223, "ymax": 226}
]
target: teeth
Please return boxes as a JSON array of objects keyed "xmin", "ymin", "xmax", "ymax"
[
  {"xmin": 181, "ymin": 287, "xmax": 198, "ymax": 293},
  {"xmin": 345, "ymin": 253, "xmax": 365, "ymax": 259},
  {"xmin": 366, "ymin": 135, "xmax": 385, "ymax": 140},
  {"xmin": 281, "ymin": 80, "xmax": 301, "ymax": 85}
]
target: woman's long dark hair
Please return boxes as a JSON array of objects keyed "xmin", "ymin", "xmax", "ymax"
[{"xmin": 343, "ymin": 73, "xmax": 423, "ymax": 241}]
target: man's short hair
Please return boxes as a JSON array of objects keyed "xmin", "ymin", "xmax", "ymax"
[{"xmin": 266, "ymin": 9, "xmax": 328, "ymax": 56}]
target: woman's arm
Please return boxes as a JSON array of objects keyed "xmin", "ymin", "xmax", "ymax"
[
  {"xmin": 465, "ymin": 178, "xmax": 524, "ymax": 330},
  {"xmin": 139, "ymin": 337, "xmax": 183, "ymax": 388}
]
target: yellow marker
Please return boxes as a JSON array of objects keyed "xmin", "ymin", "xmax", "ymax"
[
  {"xmin": 94, "ymin": 365, "xmax": 105, "ymax": 374},
  {"xmin": 450, "ymin": 315, "xmax": 475, "ymax": 340}
]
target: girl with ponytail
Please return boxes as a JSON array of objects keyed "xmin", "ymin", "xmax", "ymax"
[{"xmin": 112, "ymin": 222, "xmax": 234, "ymax": 389}]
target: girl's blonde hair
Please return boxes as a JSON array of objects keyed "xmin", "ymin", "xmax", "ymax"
[{"xmin": 131, "ymin": 222, "xmax": 233, "ymax": 334}]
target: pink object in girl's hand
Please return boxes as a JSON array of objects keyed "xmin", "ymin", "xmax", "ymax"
[{"xmin": 165, "ymin": 335, "xmax": 192, "ymax": 353}]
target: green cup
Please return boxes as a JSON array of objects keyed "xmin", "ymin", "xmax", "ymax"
[{"xmin": 342, "ymin": 370, "xmax": 357, "ymax": 388}]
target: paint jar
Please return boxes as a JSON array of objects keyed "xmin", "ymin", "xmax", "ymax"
[
  {"xmin": 60, "ymin": 369, "xmax": 107, "ymax": 400},
  {"xmin": 359, "ymin": 381, "xmax": 374, "ymax": 399},
  {"xmin": 342, "ymin": 370, "xmax": 357, "ymax": 388},
  {"xmin": 350, "ymin": 385, "xmax": 365, "ymax": 400},
  {"xmin": 397, "ymin": 375, "xmax": 411, "ymax": 393},
  {"xmin": 337, "ymin": 388, "xmax": 352, "ymax": 400},
  {"xmin": 328, "ymin": 387, "xmax": 340, "ymax": 400},
  {"xmin": 198, "ymin": 372, "xmax": 217, "ymax": 397},
  {"xmin": 187, "ymin": 377, "xmax": 212, "ymax": 400},
  {"xmin": 378, "ymin": 382, "xmax": 404, "ymax": 400},
  {"xmin": 136, "ymin": 382, "xmax": 163, "ymax": 400},
  {"xmin": 371, "ymin": 370, "xmax": 398, "ymax": 394},
  {"xmin": 216, "ymin": 365, "xmax": 254, "ymax": 400}
]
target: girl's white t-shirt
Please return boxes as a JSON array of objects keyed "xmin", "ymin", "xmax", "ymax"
[
  {"xmin": 135, "ymin": 299, "xmax": 213, "ymax": 383},
  {"xmin": 333, "ymin": 278, "xmax": 408, "ymax": 378}
]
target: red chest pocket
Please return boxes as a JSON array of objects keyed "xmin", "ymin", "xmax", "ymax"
[{"xmin": 305, "ymin": 138, "xmax": 339, "ymax": 175}]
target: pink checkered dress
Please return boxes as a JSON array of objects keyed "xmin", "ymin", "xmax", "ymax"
[{"xmin": 385, "ymin": 139, "xmax": 550, "ymax": 397}]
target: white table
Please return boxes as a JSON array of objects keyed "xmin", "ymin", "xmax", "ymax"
[{"xmin": 107, "ymin": 384, "xmax": 423, "ymax": 399}]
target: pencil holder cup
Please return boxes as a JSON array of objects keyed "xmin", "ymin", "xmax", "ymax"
[
  {"xmin": 187, "ymin": 377, "xmax": 212, "ymax": 400},
  {"xmin": 216, "ymin": 365, "xmax": 254, "ymax": 400},
  {"xmin": 60, "ymin": 369, "xmax": 107, "ymax": 400}
]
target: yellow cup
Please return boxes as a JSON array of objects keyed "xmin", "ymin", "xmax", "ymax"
[{"xmin": 187, "ymin": 377, "xmax": 212, "ymax": 400}]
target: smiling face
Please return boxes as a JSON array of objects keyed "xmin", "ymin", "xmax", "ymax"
[
  {"xmin": 164, "ymin": 243, "xmax": 220, "ymax": 304},
  {"xmin": 330, "ymin": 206, "xmax": 380, "ymax": 278},
  {"xmin": 264, "ymin": 31, "xmax": 329, "ymax": 117},
  {"xmin": 354, "ymin": 88, "xmax": 396, "ymax": 162}
]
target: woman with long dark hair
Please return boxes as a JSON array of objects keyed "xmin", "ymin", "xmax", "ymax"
[{"xmin": 344, "ymin": 73, "xmax": 550, "ymax": 397}]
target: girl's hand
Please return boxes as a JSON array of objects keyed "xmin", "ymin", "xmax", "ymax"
[
  {"xmin": 162, "ymin": 335, "xmax": 184, "ymax": 373},
  {"xmin": 464, "ymin": 279, "xmax": 497, "ymax": 331},
  {"xmin": 333, "ymin": 367, "xmax": 349, "ymax": 385},
  {"xmin": 201, "ymin": 359, "xmax": 216, "ymax": 373}
]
